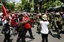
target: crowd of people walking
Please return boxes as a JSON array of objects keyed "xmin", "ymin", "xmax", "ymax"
[{"xmin": 1, "ymin": 9, "xmax": 64, "ymax": 42}]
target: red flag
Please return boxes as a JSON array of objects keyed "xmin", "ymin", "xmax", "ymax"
[{"xmin": 2, "ymin": 4, "xmax": 8, "ymax": 16}]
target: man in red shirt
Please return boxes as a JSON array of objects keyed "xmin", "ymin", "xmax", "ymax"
[{"xmin": 23, "ymin": 13, "xmax": 35, "ymax": 39}]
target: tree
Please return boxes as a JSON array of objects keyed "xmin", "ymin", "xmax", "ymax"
[
  {"xmin": 24, "ymin": 2, "xmax": 31, "ymax": 12},
  {"xmin": 43, "ymin": 1, "xmax": 53, "ymax": 10},
  {"xmin": 42, "ymin": 0, "xmax": 62, "ymax": 11},
  {"xmin": 15, "ymin": 3, "xmax": 23, "ymax": 11},
  {"xmin": 0, "ymin": 0, "xmax": 2, "ymax": 3},
  {"xmin": 5, "ymin": 2, "xmax": 15, "ymax": 11},
  {"xmin": 0, "ymin": 5, "xmax": 1, "ymax": 12},
  {"xmin": 21, "ymin": 0, "xmax": 32, "ymax": 12}
]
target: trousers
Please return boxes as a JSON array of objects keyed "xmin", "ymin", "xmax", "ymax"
[
  {"xmin": 25, "ymin": 28, "xmax": 34, "ymax": 38},
  {"xmin": 41, "ymin": 34, "xmax": 48, "ymax": 42},
  {"xmin": 3, "ymin": 33, "xmax": 10, "ymax": 42},
  {"xmin": 16, "ymin": 30, "xmax": 26, "ymax": 42}
]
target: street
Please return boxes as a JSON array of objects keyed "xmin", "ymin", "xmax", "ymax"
[{"xmin": 0, "ymin": 25, "xmax": 64, "ymax": 42}]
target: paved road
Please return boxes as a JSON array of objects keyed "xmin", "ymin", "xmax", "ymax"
[{"xmin": 0, "ymin": 25, "xmax": 64, "ymax": 42}]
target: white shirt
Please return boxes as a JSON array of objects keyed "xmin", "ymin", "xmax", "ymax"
[{"xmin": 40, "ymin": 21, "xmax": 49, "ymax": 34}]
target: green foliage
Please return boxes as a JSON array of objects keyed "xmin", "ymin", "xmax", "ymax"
[
  {"xmin": 54, "ymin": 1, "xmax": 62, "ymax": 6},
  {"xmin": 15, "ymin": 3, "xmax": 24, "ymax": 11},
  {"xmin": 42, "ymin": 0, "xmax": 63, "ymax": 10},
  {"xmin": 22, "ymin": 0, "xmax": 28, "ymax": 4},
  {"xmin": 5, "ymin": 2, "xmax": 15, "ymax": 11},
  {"xmin": 0, "ymin": 5, "xmax": 1, "ymax": 12},
  {"xmin": 0, "ymin": 0, "xmax": 2, "ymax": 3},
  {"xmin": 24, "ymin": 2, "xmax": 31, "ymax": 12},
  {"xmin": 43, "ymin": 1, "xmax": 53, "ymax": 10},
  {"xmin": 15, "ymin": 0, "xmax": 32, "ymax": 12},
  {"xmin": 22, "ymin": 0, "xmax": 32, "ymax": 12}
]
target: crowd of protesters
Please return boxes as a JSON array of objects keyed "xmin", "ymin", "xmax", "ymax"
[{"xmin": 1, "ymin": 9, "xmax": 64, "ymax": 42}]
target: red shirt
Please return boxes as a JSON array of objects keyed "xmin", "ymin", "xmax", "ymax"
[
  {"xmin": 25, "ymin": 23, "xmax": 31, "ymax": 29},
  {"xmin": 23, "ymin": 15, "xmax": 31, "ymax": 29},
  {"xmin": 11, "ymin": 19, "xmax": 16, "ymax": 27}
]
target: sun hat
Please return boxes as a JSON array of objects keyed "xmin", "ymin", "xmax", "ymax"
[
  {"xmin": 56, "ymin": 12, "xmax": 60, "ymax": 15},
  {"xmin": 42, "ymin": 14, "xmax": 47, "ymax": 20}
]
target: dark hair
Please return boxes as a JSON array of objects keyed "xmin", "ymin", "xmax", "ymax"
[
  {"xmin": 18, "ymin": 14, "xmax": 23, "ymax": 21},
  {"xmin": 41, "ymin": 18, "xmax": 47, "ymax": 21}
]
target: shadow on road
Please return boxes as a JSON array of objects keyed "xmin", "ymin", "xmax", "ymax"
[
  {"xmin": 50, "ymin": 34, "xmax": 62, "ymax": 39},
  {"xmin": 36, "ymin": 31, "xmax": 41, "ymax": 34},
  {"xmin": 51, "ymin": 34, "xmax": 58, "ymax": 38},
  {"xmin": 26, "ymin": 35, "xmax": 31, "ymax": 38}
]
